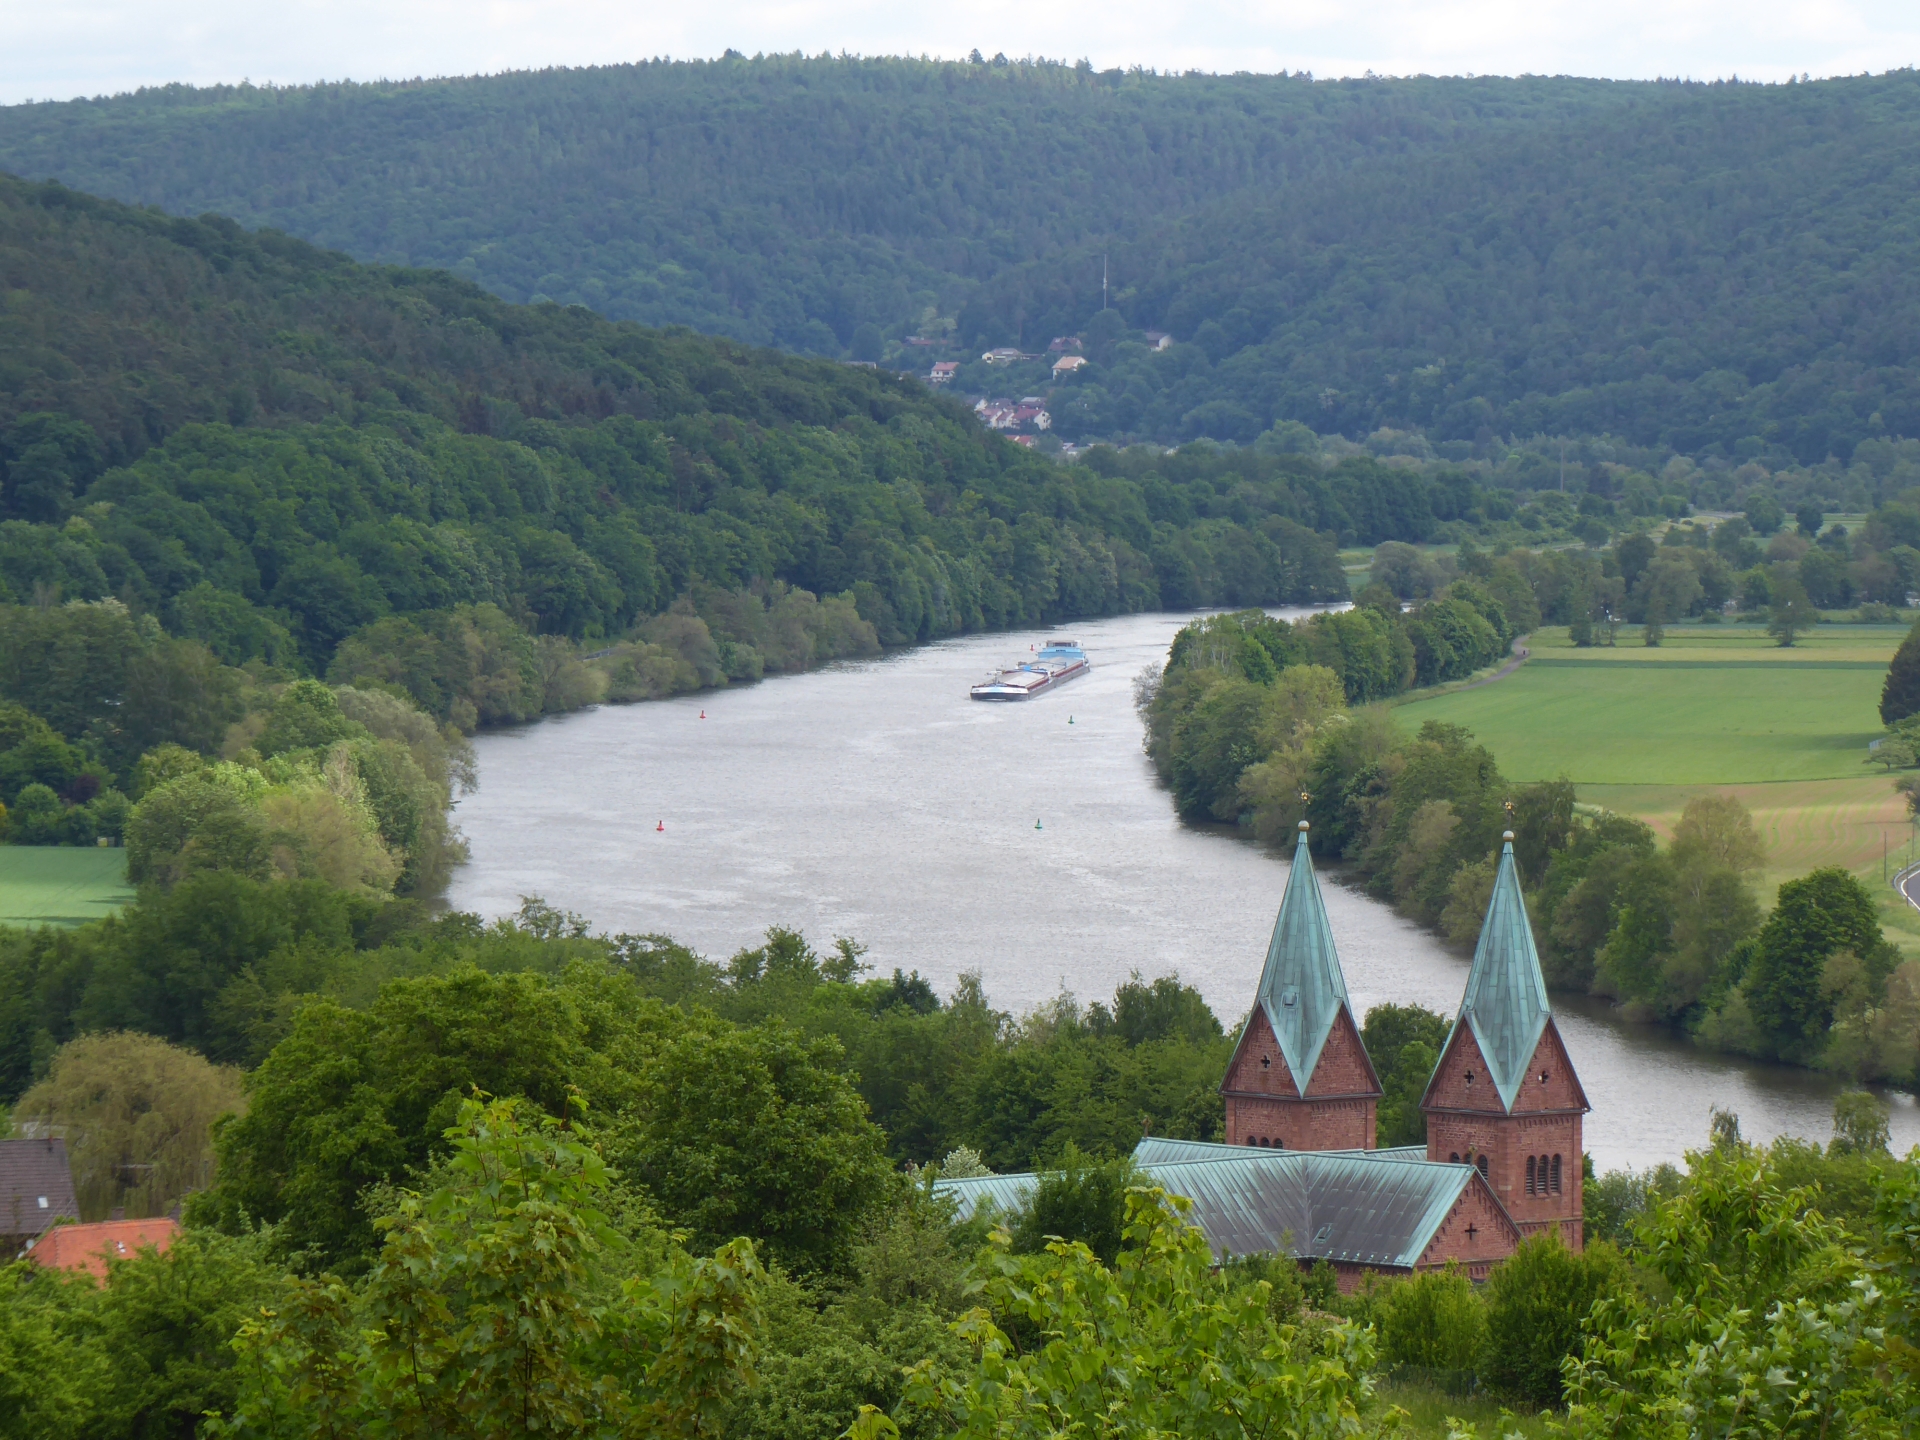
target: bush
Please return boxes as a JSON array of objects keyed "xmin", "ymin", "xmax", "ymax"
[
  {"xmin": 1478, "ymin": 1232, "xmax": 1631, "ymax": 1405},
  {"xmin": 1010, "ymin": 1149, "xmax": 1142, "ymax": 1265},
  {"xmin": 1380, "ymin": 1264, "xmax": 1486, "ymax": 1370}
]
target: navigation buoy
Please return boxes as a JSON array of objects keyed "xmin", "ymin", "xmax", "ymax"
[
  {"xmin": 699, "ymin": 709, "xmax": 706, "ymax": 719},
  {"xmin": 656, "ymin": 820, "xmax": 665, "ymax": 832},
  {"xmin": 1069, "ymin": 715, "xmax": 1075, "ymax": 725},
  {"xmin": 1035, "ymin": 819, "xmax": 1043, "ymax": 830}
]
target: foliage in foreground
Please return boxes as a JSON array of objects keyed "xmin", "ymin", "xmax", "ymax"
[{"xmin": 875, "ymin": 1187, "xmax": 1376, "ymax": 1440}]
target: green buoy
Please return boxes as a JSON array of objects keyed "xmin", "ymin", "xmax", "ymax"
[
  {"xmin": 1034, "ymin": 819, "xmax": 1043, "ymax": 830},
  {"xmin": 1069, "ymin": 715, "xmax": 1075, "ymax": 724}
]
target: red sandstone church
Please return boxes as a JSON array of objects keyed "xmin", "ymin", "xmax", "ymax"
[{"xmin": 940, "ymin": 820, "xmax": 1589, "ymax": 1285}]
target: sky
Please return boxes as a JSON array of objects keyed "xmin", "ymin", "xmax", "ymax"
[{"xmin": 4, "ymin": 0, "xmax": 1919, "ymax": 105}]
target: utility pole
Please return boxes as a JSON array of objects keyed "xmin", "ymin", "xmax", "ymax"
[
  {"xmin": 1559, "ymin": 438, "xmax": 1567, "ymax": 492},
  {"xmin": 1102, "ymin": 253, "xmax": 1109, "ymax": 311}
]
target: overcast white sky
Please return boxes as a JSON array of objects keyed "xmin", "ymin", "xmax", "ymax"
[{"xmin": 5, "ymin": 0, "xmax": 1919, "ymax": 105}]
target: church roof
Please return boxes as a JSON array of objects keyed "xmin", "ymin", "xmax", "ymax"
[
  {"xmin": 1241, "ymin": 824, "xmax": 1351, "ymax": 1090},
  {"xmin": 1451, "ymin": 834, "xmax": 1553, "ymax": 1112},
  {"xmin": 936, "ymin": 1139, "xmax": 1493, "ymax": 1269}
]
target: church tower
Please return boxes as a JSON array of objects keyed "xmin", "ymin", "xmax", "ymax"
[
  {"xmin": 1222, "ymin": 822, "xmax": 1383, "ymax": 1150},
  {"xmin": 1421, "ymin": 831, "xmax": 1589, "ymax": 1248}
]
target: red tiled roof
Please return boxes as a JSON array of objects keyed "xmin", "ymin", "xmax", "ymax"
[{"xmin": 27, "ymin": 1218, "xmax": 179, "ymax": 1280}]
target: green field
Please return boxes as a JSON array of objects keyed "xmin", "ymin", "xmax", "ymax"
[
  {"xmin": 1395, "ymin": 627, "xmax": 1895, "ymax": 786},
  {"xmin": 0, "ymin": 847, "xmax": 134, "ymax": 927}
]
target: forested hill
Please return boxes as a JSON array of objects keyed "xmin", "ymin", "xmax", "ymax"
[
  {"xmin": 1, "ymin": 172, "xmax": 1463, "ymax": 714},
  {"xmin": 3, "ymin": 60, "xmax": 1919, "ymax": 458}
]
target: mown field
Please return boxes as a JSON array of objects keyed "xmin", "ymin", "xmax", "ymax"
[
  {"xmin": 1394, "ymin": 626, "xmax": 1915, "ymax": 933},
  {"xmin": 0, "ymin": 847, "xmax": 134, "ymax": 927}
]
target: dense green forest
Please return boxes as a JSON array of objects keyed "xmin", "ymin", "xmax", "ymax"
[{"xmin": 6, "ymin": 60, "xmax": 1920, "ymax": 456}]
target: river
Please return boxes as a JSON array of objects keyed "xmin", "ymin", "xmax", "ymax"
[{"xmin": 445, "ymin": 610, "xmax": 1920, "ymax": 1172}]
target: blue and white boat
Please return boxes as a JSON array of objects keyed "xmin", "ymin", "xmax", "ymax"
[{"xmin": 969, "ymin": 639, "xmax": 1091, "ymax": 700}]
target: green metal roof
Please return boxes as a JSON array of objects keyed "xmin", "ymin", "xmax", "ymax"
[
  {"xmin": 1241, "ymin": 825, "xmax": 1352, "ymax": 1091},
  {"xmin": 1452, "ymin": 836, "xmax": 1553, "ymax": 1112},
  {"xmin": 1135, "ymin": 1137, "xmax": 1426, "ymax": 1166},
  {"xmin": 935, "ymin": 1142, "xmax": 1482, "ymax": 1269}
]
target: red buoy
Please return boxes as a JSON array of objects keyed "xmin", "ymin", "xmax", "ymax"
[
  {"xmin": 699, "ymin": 709, "xmax": 707, "ymax": 719},
  {"xmin": 656, "ymin": 820, "xmax": 665, "ymax": 832}
]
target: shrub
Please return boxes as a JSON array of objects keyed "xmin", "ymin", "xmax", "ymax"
[
  {"xmin": 1479, "ymin": 1232, "xmax": 1631, "ymax": 1405},
  {"xmin": 1380, "ymin": 1263, "xmax": 1486, "ymax": 1370}
]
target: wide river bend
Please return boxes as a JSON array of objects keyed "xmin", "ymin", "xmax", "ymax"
[{"xmin": 446, "ymin": 610, "xmax": 1919, "ymax": 1172}]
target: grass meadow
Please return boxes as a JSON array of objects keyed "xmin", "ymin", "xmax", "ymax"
[
  {"xmin": 1393, "ymin": 625, "xmax": 1920, "ymax": 942},
  {"xmin": 0, "ymin": 847, "xmax": 134, "ymax": 927}
]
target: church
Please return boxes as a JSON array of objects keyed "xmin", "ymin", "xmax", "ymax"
[{"xmin": 937, "ymin": 821, "xmax": 1589, "ymax": 1286}]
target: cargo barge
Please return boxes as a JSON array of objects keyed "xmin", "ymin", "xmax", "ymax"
[{"xmin": 969, "ymin": 640, "xmax": 1090, "ymax": 700}]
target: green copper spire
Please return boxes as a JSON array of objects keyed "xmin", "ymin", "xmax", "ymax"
[
  {"xmin": 1249, "ymin": 823, "xmax": 1352, "ymax": 1089},
  {"xmin": 1456, "ymin": 833, "xmax": 1552, "ymax": 1111}
]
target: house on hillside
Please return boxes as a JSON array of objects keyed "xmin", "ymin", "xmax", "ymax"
[
  {"xmin": 1047, "ymin": 335, "xmax": 1083, "ymax": 353},
  {"xmin": 0, "ymin": 1137, "xmax": 80, "ymax": 1256},
  {"xmin": 929, "ymin": 361, "xmax": 959, "ymax": 384},
  {"xmin": 937, "ymin": 823, "xmax": 1588, "ymax": 1286},
  {"xmin": 1052, "ymin": 355, "xmax": 1087, "ymax": 378},
  {"xmin": 981, "ymin": 348, "xmax": 1024, "ymax": 366},
  {"xmin": 27, "ymin": 1216, "xmax": 179, "ymax": 1281},
  {"xmin": 1144, "ymin": 330, "xmax": 1174, "ymax": 351}
]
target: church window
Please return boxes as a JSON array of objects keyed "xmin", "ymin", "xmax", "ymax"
[
  {"xmin": 1276, "ymin": 1139, "xmax": 1285, "ymax": 1149},
  {"xmin": 1476, "ymin": 1155, "xmax": 1489, "ymax": 1179},
  {"xmin": 1449, "ymin": 1152, "xmax": 1460, "ymax": 1164},
  {"xmin": 1551, "ymin": 1154, "xmax": 1562, "ymax": 1193},
  {"xmin": 1540, "ymin": 1070, "xmax": 1550, "ymax": 1084},
  {"xmin": 1246, "ymin": 1136, "xmax": 1257, "ymax": 1146},
  {"xmin": 1525, "ymin": 1155, "xmax": 1536, "ymax": 1194}
]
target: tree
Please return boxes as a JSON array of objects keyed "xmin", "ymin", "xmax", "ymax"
[
  {"xmin": 14, "ymin": 1031, "xmax": 245, "ymax": 1218},
  {"xmin": 1831, "ymin": 1089, "xmax": 1892, "ymax": 1156},
  {"xmin": 1769, "ymin": 572, "xmax": 1818, "ymax": 646},
  {"xmin": 886, "ymin": 1188, "xmax": 1375, "ymax": 1440},
  {"xmin": 1478, "ymin": 1232, "xmax": 1629, "ymax": 1404},
  {"xmin": 210, "ymin": 1096, "xmax": 765, "ymax": 1440},
  {"xmin": 1883, "ymin": 618, "xmax": 1920, "ymax": 723},
  {"xmin": 615, "ymin": 1019, "xmax": 895, "ymax": 1273},
  {"xmin": 1745, "ymin": 492, "xmax": 1785, "ymax": 536},
  {"xmin": 1797, "ymin": 503, "xmax": 1825, "ymax": 536},
  {"xmin": 1741, "ymin": 868, "xmax": 1893, "ymax": 1063},
  {"xmin": 1009, "ymin": 1150, "xmax": 1141, "ymax": 1265}
]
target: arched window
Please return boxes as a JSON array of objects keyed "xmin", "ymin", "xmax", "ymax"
[
  {"xmin": 1275, "ymin": 1139, "xmax": 1285, "ymax": 1150},
  {"xmin": 1551, "ymin": 1154, "xmax": 1562, "ymax": 1194},
  {"xmin": 1449, "ymin": 1152, "xmax": 1460, "ymax": 1164},
  {"xmin": 1476, "ymin": 1155, "xmax": 1489, "ymax": 1179},
  {"xmin": 1245, "ymin": 1136, "xmax": 1257, "ymax": 1145},
  {"xmin": 1525, "ymin": 1155, "xmax": 1536, "ymax": 1194}
]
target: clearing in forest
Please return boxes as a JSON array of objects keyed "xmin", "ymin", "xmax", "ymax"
[{"xmin": 0, "ymin": 847, "xmax": 134, "ymax": 927}]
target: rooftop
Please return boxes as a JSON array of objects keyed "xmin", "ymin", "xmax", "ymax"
[
  {"xmin": 937, "ymin": 1136, "xmax": 1485, "ymax": 1269},
  {"xmin": 1451, "ymin": 836, "xmax": 1553, "ymax": 1111},
  {"xmin": 0, "ymin": 1136, "xmax": 80, "ymax": 1246},
  {"xmin": 1242, "ymin": 825, "xmax": 1354, "ymax": 1091},
  {"xmin": 27, "ymin": 1217, "xmax": 179, "ymax": 1280}
]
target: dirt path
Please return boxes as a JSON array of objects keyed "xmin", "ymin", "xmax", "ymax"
[{"xmin": 1453, "ymin": 635, "xmax": 1531, "ymax": 693}]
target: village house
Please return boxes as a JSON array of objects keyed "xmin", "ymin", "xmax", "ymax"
[
  {"xmin": 0, "ymin": 1136, "xmax": 80, "ymax": 1257},
  {"xmin": 1144, "ymin": 330, "xmax": 1174, "ymax": 351},
  {"xmin": 929, "ymin": 361, "xmax": 959, "ymax": 384},
  {"xmin": 1052, "ymin": 354, "xmax": 1087, "ymax": 377},
  {"xmin": 26, "ymin": 1216, "xmax": 180, "ymax": 1281},
  {"xmin": 1047, "ymin": 335, "xmax": 1083, "ymax": 353},
  {"xmin": 980, "ymin": 347, "xmax": 1025, "ymax": 366},
  {"xmin": 938, "ymin": 825, "xmax": 1586, "ymax": 1285}
]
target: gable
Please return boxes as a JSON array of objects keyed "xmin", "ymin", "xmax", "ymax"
[
  {"xmin": 1504, "ymin": 1019, "xmax": 1590, "ymax": 1115},
  {"xmin": 1417, "ymin": 1169, "xmax": 1523, "ymax": 1267},
  {"xmin": 1419, "ymin": 1021, "xmax": 1508, "ymax": 1114},
  {"xmin": 1303, "ymin": 1004, "xmax": 1383, "ymax": 1098},
  {"xmin": 1222, "ymin": 1004, "xmax": 1301, "ymax": 1098}
]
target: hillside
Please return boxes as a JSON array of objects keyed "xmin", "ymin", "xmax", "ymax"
[
  {"xmin": 0, "ymin": 174, "xmax": 1515, "ymax": 708},
  {"xmin": 4, "ymin": 60, "xmax": 1919, "ymax": 457}
]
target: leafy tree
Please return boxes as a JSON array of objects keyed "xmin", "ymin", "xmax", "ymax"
[
  {"xmin": 14, "ymin": 1031, "xmax": 245, "ymax": 1218},
  {"xmin": 887, "ymin": 1187, "xmax": 1376, "ymax": 1440},
  {"xmin": 1882, "ymin": 617, "xmax": 1920, "ymax": 723},
  {"xmin": 615, "ymin": 1020, "xmax": 895, "ymax": 1273},
  {"xmin": 1768, "ymin": 572, "xmax": 1818, "ymax": 646},
  {"xmin": 1377, "ymin": 1263, "xmax": 1485, "ymax": 1371},
  {"xmin": 1008, "ymin": 1150, "xmax": 1141, "ymax": 1266},
  {"xmin": 1362, "ymin": 1003, "xmax": 1450, "ymax": 1147},
  {"xmin": 1740, "ymin": 868, "xmax": 1893, "ymax": 1063},
  {"xmin": 1477, "ymin": 1232, "xmax": 1630, "ymax": 1405},
  {"xmin": 210, "ymin": 1095, "xmax": 765, "ymax": 1440}
]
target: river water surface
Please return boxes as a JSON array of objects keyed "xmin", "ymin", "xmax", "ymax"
[{"xmin": 446, "ymin": 610, "xmax": 1919, "ymax": 1172}]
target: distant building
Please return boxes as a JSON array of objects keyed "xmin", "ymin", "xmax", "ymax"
[
  {"xmin": 1047, "ymin": 335, "xmax": 1084, "ymax": 353},
  {"xmin": 1144, "ymin": 330, "xmax": 1174, "ymax": 351},
  {"xmin": 981, "ymin": 348, "xmax": 1024, "ymax": 366},
  {"xmin": 1010, "ymin": 435, "xmax": 1038, "ymax": 447},
  {"xmin": 930, "ymin": 361, "xmax": 959, "ymax": 384},
  {"xmin": 937, "ymin": 825, "xmax": 1588, "ymax": 1287},
  {"xmin": 1052, "ymin": 355, "xmax": 1088, "ymax": 377},
  {"xmin": 1014, "ymin": 401, "xmax": 1051, "ymax": 431},
  {"xmin": 0, "ymin": 1137, "xmax": 80, "ymax": 1257},
  {"xmin": 902, "ymin": 336, "xmax": 938, "ymax": 347},
  {"xmin": 27, "ymin": 1217, "xmax": 179, "ymax": 1281}
]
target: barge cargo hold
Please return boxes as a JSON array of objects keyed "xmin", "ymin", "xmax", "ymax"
[{"xmin": 969, "ymin": 640, "xmax": 1090, "ymax": 700}]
